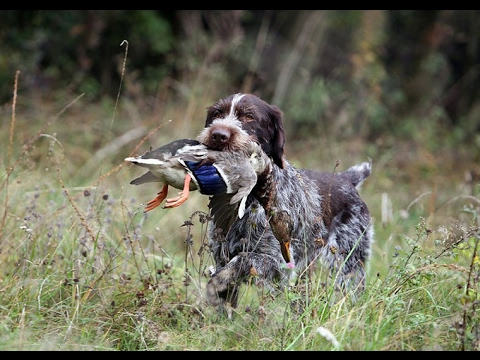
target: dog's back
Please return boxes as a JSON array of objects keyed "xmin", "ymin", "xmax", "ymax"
[
  {"xmin": 300, "ymin": 161, "xmax": 371, "ymax": 190},
  {"xmin": 299, "ymin": 161, "xmax": 372, "ymax": 230},
  {"xmin": 298, "ymin": 162, "xmax": 374, "ymax": 291}
]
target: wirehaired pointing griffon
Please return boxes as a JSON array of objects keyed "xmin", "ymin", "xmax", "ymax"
[{"xmin": 199, "ymin": 93, "xmax": 374, "ymax": 307}]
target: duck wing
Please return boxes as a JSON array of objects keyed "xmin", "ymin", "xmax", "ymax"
[
  {"xmin": 129, "ymin": 171, "xmax": 160, "ymax": 185},
  {"xmin": 180, "ymin": 158, "xmax": 228, "ymax": 195},
  {"xmin": 213, "ymin": 159, "xmax": 257, "ymax": 219},
  {"xmin": 208, "ymin": 192, "xmax": 241, "ymax": 236},
  {"xmin": 209, "ymin": 146, "xmax": 268, "ymax": 218}
]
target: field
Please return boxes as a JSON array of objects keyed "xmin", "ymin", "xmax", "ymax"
[{"xmin": 0, "ymin": 72, "xmax": 479, "ymax": 351}]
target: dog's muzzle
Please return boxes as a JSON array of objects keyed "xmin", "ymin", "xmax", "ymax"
[{"xmin": 210, "ymin": 128, "xmax": 231, "ymax": 149}]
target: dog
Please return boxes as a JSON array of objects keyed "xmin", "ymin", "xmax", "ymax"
[{"xmin": 197, "ymin": 93, "xmax": 374, "ymax": 308}]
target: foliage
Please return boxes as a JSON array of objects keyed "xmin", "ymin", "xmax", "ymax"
[
  {"xmin": 1, "ymin": 10, "xmax": 480, "ymax": 144},
  {"xmin": 0, "ymin": 10, "xmax": 174, "ymax": 101},
  {"xmin": 1, "ymin": 11, "xmax": 480, "ymax": 350}
]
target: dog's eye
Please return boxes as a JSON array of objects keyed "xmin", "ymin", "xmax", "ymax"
[{"xmin": 207, "ymin": 107, "xmax": 223, "ymax": 121}]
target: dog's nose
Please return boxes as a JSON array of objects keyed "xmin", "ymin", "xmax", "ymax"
[{"xmin": 210, "ymin": 129, "xmax": 231, "ymax": 148}]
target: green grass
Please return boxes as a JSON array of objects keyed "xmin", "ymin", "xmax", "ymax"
[{"xmin": 1, "ymin": 79, "xmax": 479, "ymax": 350}]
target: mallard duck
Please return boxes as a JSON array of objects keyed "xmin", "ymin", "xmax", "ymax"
[
  {"xmin": 125, "ymin": 138, "xmax": 269, "ymax": 218},
  {"xmin": 125, "ymin": 139, "xmax": 204, "ymax": 212}
]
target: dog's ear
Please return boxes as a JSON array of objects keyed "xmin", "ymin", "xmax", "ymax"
[{"xmin": 267, "ymin": 104, "xmax": 286, "ymax": 169}]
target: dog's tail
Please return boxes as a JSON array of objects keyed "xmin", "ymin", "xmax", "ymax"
[{"xmin": 339, "ymin": 158, "xmax": 372, "ymax": 189}]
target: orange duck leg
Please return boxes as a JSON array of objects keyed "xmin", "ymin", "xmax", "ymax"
[
  {"xmin": 144, "ymin": 184, "xmax": 169, "ymax": 212},
  {"xmin": 163, "ymin": 174, "xmax": 193, "ymax": 208}
]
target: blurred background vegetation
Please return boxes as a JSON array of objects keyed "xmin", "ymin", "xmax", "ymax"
[
  {"xmin": 2, "ymin": 10, "xmax": 480, "ymax": 207},
  {"xmin": 2, "ymin": 10, "xmax": 480, "ymax": 141},
  {"xmin": 1, "ymin": 10, "xmax": 480, "ymax": 350}
]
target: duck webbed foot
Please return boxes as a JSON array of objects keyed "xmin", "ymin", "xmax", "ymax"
[
  {"xmin": 163, "ymin": 174, "xmax": 192, "ymax": 208},
  {"xmin": 144, "ymin": 184, "xmax": 169, "ymax": 212}
]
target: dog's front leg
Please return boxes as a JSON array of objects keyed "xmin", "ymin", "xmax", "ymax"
[
  {"xmin": 205, "ymin": 252, "xmax": 251, "ymax": 308},
  {"xmin": 206, "ymin": 251, "xmax": 288, "ymax": 308}
]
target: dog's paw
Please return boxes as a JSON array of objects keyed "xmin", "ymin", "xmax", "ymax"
[
  {"xmin": 205, "ymin": 266, "xmax": 239, "ymax": 307},
  {"xmin": 205, "ymin": 277, "xmax": 226, "ymax": 306}
]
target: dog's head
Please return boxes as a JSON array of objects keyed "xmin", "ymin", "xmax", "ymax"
[{"xmin": 201, "ymin": 93, "xmax": 286, "ymax": 169}]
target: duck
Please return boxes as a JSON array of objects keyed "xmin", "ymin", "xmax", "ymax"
[
  {"xmin": 125, "ymin": 138, "xmax": 270, "ymax": 218},
  {"xmin": 125, "ymin": 139, "xmax": 204, "ymax": 212}
]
